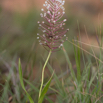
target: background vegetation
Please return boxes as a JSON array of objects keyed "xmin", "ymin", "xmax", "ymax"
[{"xmin": 0, "ymin": 0, "xmax": 103, "ymax": 102}]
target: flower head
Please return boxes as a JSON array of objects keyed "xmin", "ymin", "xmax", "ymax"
[{"xmin": 37, "ymin": 0, "xmax": 69, "ymax": 52}]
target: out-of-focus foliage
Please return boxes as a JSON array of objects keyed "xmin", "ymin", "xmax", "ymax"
[{"xmin": 0, "ymin": 0, "xmax": 103, "ymax": 102}]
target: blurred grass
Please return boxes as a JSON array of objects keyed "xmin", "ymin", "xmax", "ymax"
[
  {"xmin": 0, "ymin": 6, "xmax": 97, "ymax": 61},
  {"xmin": 0, "ymin": 2, "xmax": 103, "ymax": 102}
]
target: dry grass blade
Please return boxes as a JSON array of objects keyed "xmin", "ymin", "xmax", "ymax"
[
  {"xmin": 73, "ymin": 40, "xmax": 103, "ymax": 49},
  {"xmin": 67, "ymin": 40, "xmax": 103, "ymax": 64}
]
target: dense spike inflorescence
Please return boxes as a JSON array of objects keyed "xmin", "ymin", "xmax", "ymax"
[{"xmin": 37, "ymin": 0, "xmax": 69, "ymax": 52}]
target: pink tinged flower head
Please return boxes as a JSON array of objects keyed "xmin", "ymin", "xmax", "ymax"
[{"xmin": 37, "ymin": 0, "xmax": 69, "ymax": 52}]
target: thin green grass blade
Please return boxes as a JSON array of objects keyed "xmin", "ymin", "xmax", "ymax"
[
  {"xmin": 73, "ymin": 41, "xmax": 81, "ymax": 82},
  {"xmin": 63, "ymin": 47, "xmax": 76, "ymax": 82},
  {"xmin": 47, "ymin": 62, "xmax": 65, "ymax": 97},
  {"xmin": 19, "ymin": 59, "xmax": 34, "ymax": 103},
  {"xmin": 24, "ymin": 78, "xmax": 54, "ymax": 103},
  {"xmin": 77, "ymin": 20, "xmax": 86, "ymax": 67},
  {"xmin": 39, "ymin": 50, "xmax": 52, "ymax": 98},
  {"xmin": 38, "ymin": 73, "xmax": 54, "ymax": 103},
  {"xmin": 89, "ymin": 72, "xmax": 97, "ymax": 88}
]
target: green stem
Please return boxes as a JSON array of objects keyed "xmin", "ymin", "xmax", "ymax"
[{"xmin": 39, "ymin": 50, "xmax": 52, "ymax": 98}]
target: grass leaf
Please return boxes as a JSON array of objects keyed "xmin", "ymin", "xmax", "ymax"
[
  {"xmin": 63, "ymin": 47, "xmax": 76, "ymax": 82},
  {"xmin": 19, "ymin": 58, "xmax": 34, "ymax": 103},
  {"xmin": 38, "ymin": 72, "xmax": 54, "ymax": 103}
]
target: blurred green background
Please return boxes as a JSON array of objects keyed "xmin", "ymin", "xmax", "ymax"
[
  {"xmin": 0, "ymin": 0, "xmax": 103, "ymax": 102},
  {"xmin": 0, "ymin": 0, "xmax": 103, "ymax": 70},
  {"xmin": 0, "ymin": 1, "xmax": 103, "ymax": 76}
]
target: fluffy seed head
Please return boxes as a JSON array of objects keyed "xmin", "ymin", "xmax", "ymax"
[{"xmin": 37, "ymin": 0, "xmax": 69, "ymax": 52}]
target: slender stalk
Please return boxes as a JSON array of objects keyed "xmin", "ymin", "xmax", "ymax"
[{"xmin": 39, "ymin": 50, "xmax": 52, "ymax": 98}]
